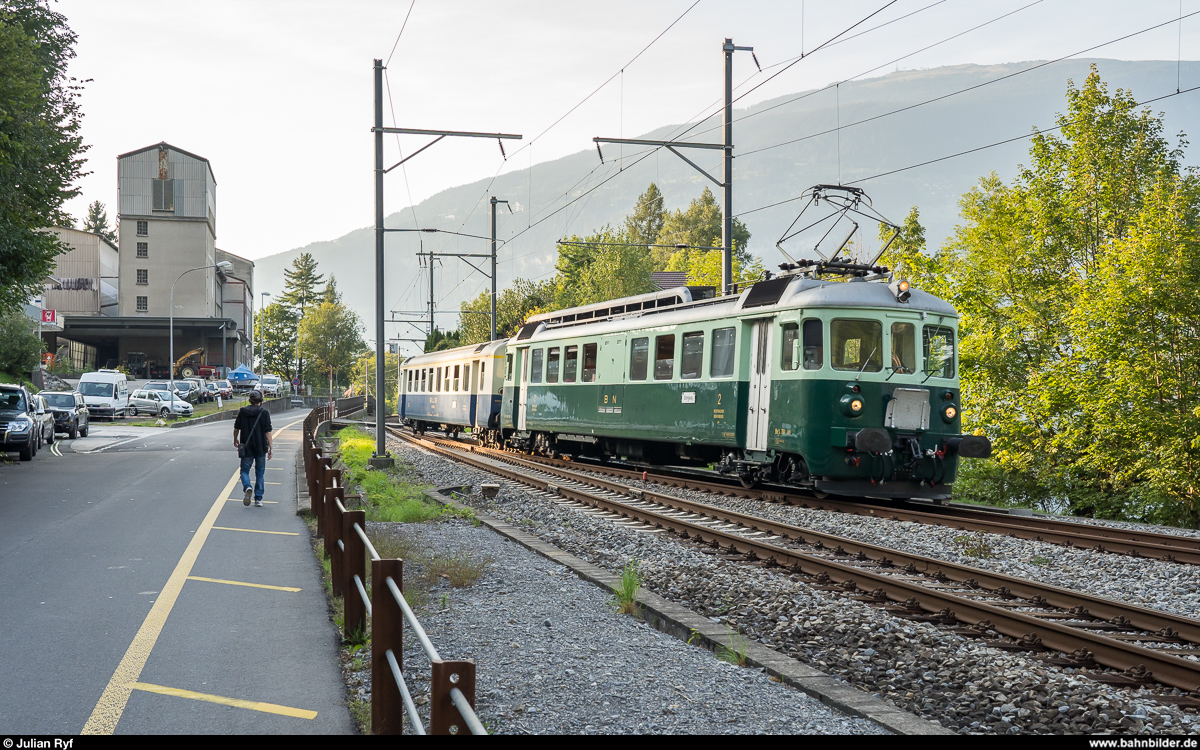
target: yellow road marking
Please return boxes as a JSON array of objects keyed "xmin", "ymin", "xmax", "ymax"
[
  {"xmin": 186, "ymin": 576, "xmax": 300, "ymax": 592},
  {"xmin": 82, "ymin": 470, "xmax": 241, "ymax": 734},
  {"xmin": 212, "ymin": 526, "xmax": 299, "ymax": 536},
  {"xmin": 129, "ymin": 681, "xmax": 317, "ymax": 720},
  {"xmin": 266, "ymin": 482, "xmax": 282, "ymax": 485}
]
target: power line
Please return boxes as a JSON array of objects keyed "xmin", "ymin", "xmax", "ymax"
[
  {"xmin": 735, "ymin": 83, "xmax": 1200, "ymax": 219},
  {"xmin": 384, "ymin": 0, "xmax": 417, "ymax": 67}
]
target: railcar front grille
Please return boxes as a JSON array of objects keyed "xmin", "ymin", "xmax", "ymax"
[{"xmin": 885, "ymin": 388, "xmax": 930, "ymax": 431}]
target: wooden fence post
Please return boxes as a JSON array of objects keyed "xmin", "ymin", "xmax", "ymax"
[
  {"xmin": 372, "ymin": 558, "xmax": 404, "ymax": 734},
  {"xmin": 342, "ymin": 509, "xmax": 367, "ymax": 639},
  {"xmin": 430, "ymin": 659, "xmax": 476, "ymax": 735}
]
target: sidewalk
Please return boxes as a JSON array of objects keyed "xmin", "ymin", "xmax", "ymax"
[{"xmin": 82, "ymin": 415, "xmax": 355, "ymax": 734}]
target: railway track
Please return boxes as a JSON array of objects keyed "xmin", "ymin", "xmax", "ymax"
[{"xmin": 387, "ymin": 425, "xmax": 1200, "ymax": 698}]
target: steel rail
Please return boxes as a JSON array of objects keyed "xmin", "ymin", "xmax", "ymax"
[{"xmin": 394, "ymin": 428, "xmax": 1200, "ymax": 692}]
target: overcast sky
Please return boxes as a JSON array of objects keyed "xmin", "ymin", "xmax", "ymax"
[{"xmin": 57, "ymin": 0, "xmax": 1197, "ymax": 261}]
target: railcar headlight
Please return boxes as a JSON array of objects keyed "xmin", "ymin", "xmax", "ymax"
[
  {"xmin": 839, "ymin": 394, "xmax": 866, "ymax": 417},
  {"xmin": 942, "ymin": 404, "xmax": 958, "ymax": 422},
  {"xmin": 889, "ymin": 277, "xmax": 912, "ymax": 302}
]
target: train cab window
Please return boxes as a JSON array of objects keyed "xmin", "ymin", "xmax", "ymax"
[
  {"xmin": 923, "ymin": 326, "xmax": 955, "ymax": 379},
  {"xmin": 831, "ymin": 319, "xmax": 883, "ymax": 373},
  {"xmin": 654, "ymin": 335, "xmax": 675, "ymax": 380},
  {"xmin": 453, "ymin": 365, "xmax": 460, "ymax": 392},
  {"xmin": 582, "ymin": 343, "xmax": 597, "ymax": 383},
  {"xmin": 681, "ymin": 332, "xmax": 704, "ymax": 379},
  {"xmin": 630, "ymin": 337, "xmax": 649, "ymax": 381},
  {"xmin": 891, "ymin": 322, "xmax": 916, "ymax": 374},
  {"xmin": 564, "ymin": 346, "xmax": 578, "ymax": 383},
  {"xmin": 505, "ymin": 354, "xmax": 513, "ymax": 381},
  {"xmin": 803, "ymin": 319, "xmax": 824, "ymax": 370},
  {"xmin": 530, "ymin": 349, "xmax": 543, "ymax": 384},
  {"xmin": 547, "ymin": 348, "xmax": 560, "ymax": 383},
  {"xmin": 710, "ymin": 327, "xmax": 736, "ymax": 378},
  {"xmin": 781, "ymin": 323, "xmax": 800, "ymax": 371}
]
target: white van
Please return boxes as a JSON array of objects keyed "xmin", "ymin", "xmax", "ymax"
[{"xmin": 78, "ymin": 369, "xmax": 130, "ymax": 419}]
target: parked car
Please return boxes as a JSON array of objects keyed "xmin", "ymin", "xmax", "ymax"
[
  {"xmin": 172, "ymin": 379, "xmax": 202, "ymax": 404},
  {"xmin": 0, "ymin": 383, "xmax": 38, "ymax": 460},
  {"xmin": 259, "ymin": 374, "xmax": 282, "ymax": 397},
  {"xmin": 144, "ymin": 380, "xmax": 194, "ymax": 404},
  {"xmin": 213, "ymin": 379, "xmax": 233, "ymax": 398},
  {"xmin": 40, "ymin": 390, "xmax": 89, "ymax": 438},
  {"xmin": 31, "ymin": 395, "xmax": 56, "ymax": 449},
  {"xmin": 128, "ymin": 389, "xmax": 194, "ymax": 418},
  {"xmin": 185, "ymin": 378, "xmax": 213, "ymax": 403},
  {"xmin": 78, "ymin": 369, "xmax": 130, "ymax": 419}
]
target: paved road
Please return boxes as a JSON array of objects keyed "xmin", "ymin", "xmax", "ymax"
[{"xmin": 0, "ymin": 416, "xmax": 354, "ymax": 734}]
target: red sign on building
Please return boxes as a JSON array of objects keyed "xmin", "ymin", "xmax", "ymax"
[{"xmin": 41, "ymin": 309, "xmax": 56, "ymax": 324}]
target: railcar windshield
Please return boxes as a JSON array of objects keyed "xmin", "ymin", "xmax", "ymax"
[
  {"xmin": 831, "ymin": 319, "xmax": 883, "ymax": 373},
  {"xmin": 891, "ymin": 322, "xmax": 916, "ymax": 374},
  {"xmin": 923, "ymin": 326, "xmax": 956, "ymax": 379}
]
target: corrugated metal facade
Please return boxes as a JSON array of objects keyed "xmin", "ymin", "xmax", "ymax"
[
  {"xmin": 118, "ymin": 144, "xmax": 216, "ymax": 231},
  {"xmin": 44, "ymin": 228, "xmax": 120, "ymax": 316}
]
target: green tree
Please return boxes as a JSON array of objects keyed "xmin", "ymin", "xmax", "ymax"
[
  {"xmin": 944, "ymin": 66, "xmax": 1200, "ymax": 526},
  {"xmin": 253, "ymin": 301, "xmax": 299, "ymax": 380},
  {"xmin": 0, "ymin": 310, "xmax": 44, "ymax": 375},
  {"xmin": 877, "ymin": 206, "xmax": 947, "ymax": 297},
  {"xmin": 350, "ymin": 350, "xmax": 404, "ymax": 413},
  {"xmin": 279, "ymin": 252, "xmax": 325, "ymax": 382},
  {"xmin": 653, "ymin": 187, "xmax": 751, "ymax": 270},
  {"xmin": 624, "ymin": 182, "xmax": 665, "ymax": 246},
  {"xmin": 459, "ymin": 278, "xmax": 557, "ymax": 345},
  {"xmin": 423, "ymin": 328, "xmax": 461, "ymax": 352},
  {"xmin": 322, "ymin": 275, "xmax": 342, "ymax": 305},
  {"xmin": 82, "ymin": 200, "xmax": 115, "ymax": 244},
  {"xmin": 554, "ymin": 226, "xmax": 654, "ymax": 309},
  {"xmin": 0, "ymin": 1, "xmax": 88, "ymax": 313},
  {"xmin": 297, "ymin": 300, "xmax": 364, "ymax": 391},
  {"xmin": 664, "ymin": 246, "xmax": 764, "ymax": 290}
]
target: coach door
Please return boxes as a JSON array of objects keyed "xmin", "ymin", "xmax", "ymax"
[
  {"xmin": 746, "ymin": 319, "xmax": 773, "ymax": 452},
  {"xmin": 517, "ymin": 347, "xmax": 530, "ymax": 431}
]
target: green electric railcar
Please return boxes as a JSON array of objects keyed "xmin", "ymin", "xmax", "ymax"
[{"xmin": 494, "ymin": 276, "xmax": 991, "ymax": 501}]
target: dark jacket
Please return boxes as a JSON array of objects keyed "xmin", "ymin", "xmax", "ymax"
[{"xmin": 234, "ymin": 405, "xmax": 273, "ymax": 456}]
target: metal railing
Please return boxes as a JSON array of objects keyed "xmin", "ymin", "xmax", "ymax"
[{"xmin": 302, "ymin": 408, "xmax": 485, "ymax": 735}]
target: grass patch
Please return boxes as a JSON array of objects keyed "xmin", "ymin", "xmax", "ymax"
[
  {"xmin": 610, "ymin": 558, "xmax": 642, "ymax": 615},
  {"xmin": 1028, "ymin": 555, "xmax": 1051, "ymax": 566},
  {"xmin": 718, "ymin": 626, "xmax": 750, "ymax": 667},
  {"xmin": 952, "ymin": 530, "xmax": 996, "ymax": 559},
  {"xmin": 349, "ymin": 697, "xmax": 371, "ymax": 733}
]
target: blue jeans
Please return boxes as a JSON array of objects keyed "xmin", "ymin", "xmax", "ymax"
[{"xmin": 240, "ymin": 453, "xmax": 267, "ymax": 500}]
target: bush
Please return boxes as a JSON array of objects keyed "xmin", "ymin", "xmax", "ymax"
[{"xmin": 0, "ymin": 313, "xmax": 45, "ymax": 375}]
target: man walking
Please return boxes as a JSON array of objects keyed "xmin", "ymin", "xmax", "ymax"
[{"xmin": 233, "ymin": 389, "xmax": 274, "ymax": 507}]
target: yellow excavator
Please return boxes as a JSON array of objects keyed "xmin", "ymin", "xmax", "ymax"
[{"xmin": 173, "ymin": 348, "xmax": 220, "ymax": 379}]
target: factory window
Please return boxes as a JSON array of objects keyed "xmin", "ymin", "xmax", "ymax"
[
  {"xmin": 136, "ymin": 221, "xmax": 148, "ymax": 236},
  {"xmin": 530, "ymin": 349, "xmax": 543, "ymax": 384},
  {"xmin": 629, "ymin": 337, "xmax": 648, "ymax": 381},
  {"xmin": 547, "ymin": 348, "xmax": 560, "ymax": 384},
  {"xmin": 654, "ymin": 335, "xmax": 675, "ymax": 381},
  {"xmin": 891, "ymin": 322, "xmax": 916, "ymax": 374},
  {"xmin": 136, "ymin": 269, "xmax": 148, "ymax": 285},
  {"xmin": 152, "ymin": 178, "xmax": 175, "ymax": 212},
  {"xmin": 563, "ymin": 345, "xmax": 578, "ymax": 383},
  {"xmin": 803, "ymin": 319, "xmax": 824, "ymax": 371},
  {"xmin": 136, "ymin": 296, "xmax": 148, "ymax": 312},
  {"xmin": 137, "ymin": 242, "xmax": 148, "ymax": 258},
  {"xmin": 681, "ymin": 332, "xmax": 704, "ymax": 380},
  {"xmin": 582, "ymin": 343, "xmax": 597, "ymax": 383},
  {"xmin": 831, "ymin": 319, "xmax": 882, "ymax": 373},
  {"xmin": 710, "ymin": 327, "xmax": 736, "ymax": 378},
  {"xmin": 781, "ymin": 323, "xmax": 800, "ymax": 371}
]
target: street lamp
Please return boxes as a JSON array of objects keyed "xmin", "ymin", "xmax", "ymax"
[
  {"xmin": 171, "ymin": 261, "xmax": 233, "ymax": 381},
  {"xmin": 258, "ymin": 291, "xmax": 271, "ymax": 382}
]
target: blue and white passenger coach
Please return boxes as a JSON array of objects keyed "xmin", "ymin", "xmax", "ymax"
[{"xmin": 400, "ymin": 339, "xmax": 506, "ymax": 440}]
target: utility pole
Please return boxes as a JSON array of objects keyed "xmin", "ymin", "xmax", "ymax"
[
  {"xmin": 489, "ymin": 197, "xmax": 510, "ymax": 341},
  {"xmin": 594, "ymin": 38, "xmax": 754, "ymax": 295}
]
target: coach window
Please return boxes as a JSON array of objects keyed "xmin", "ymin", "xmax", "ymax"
[
  {"xmin": 530, "ymin": 349, "xmax": 544, "ymax": 384},
  {"xmin": 547, "ymin": 347, "xmax": 561, "ymax": 383},
  {"xmin": 630, "ymin": 337, "xmax": 649, "ymax": 381},
  {"xmin": 438, "ymin": 367, "xmax": 444, "ymax": 392},
  {"xmin": 420, "ymin": 369, "xmax": 425, "ymax": 392},
  {"xmin": 445, "ymin": 369, "xmax": 451, "ymax": 392},
  {"xmin": 891, "ymin": 322, "xmax": 916, "ymax": 374},
  {"xmin": 831, "ymin": 319, "xmax": 882, "ymax": 373},
  {"xmin": 655, "ymin": 335, "xmax": 675, "ymax": 380},
  {"xmin": 564, "ymin": 345, "xmax": 578, "ymax": 383},
  {"xmin": 710, "ymin": 327, "xmax": 735, "ymax": 378},
  {"xmin": 803, "ymin": 319, "xmax": 824, "ymax": 370},
  {"xmin": 465, "ymin": 364, "xmax": 472, "ymax": 392},
  {"xmin": 781, "ymin": 323, "xmax": 800, "ymax": 371},
  {"xmin": 505, "ymin": 354, "xmax": 513, "ymax": 381},
  {"xmin": 681, "ymin": 332, "xmax": 704, "ymax": 379},
  {"xmin": 582, "ymin": 343, "xmax": 597, "ymax": 382},
  {"xmin": 453, "ymin": 365, "xmax": 460, "ymax": 392},
  {"xmin": 923, "ymin": 325, "xmax": 955, "ymax": 379}
]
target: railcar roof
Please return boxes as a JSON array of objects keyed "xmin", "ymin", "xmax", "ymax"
[
  {"xmin": 402, "ymin": 338, "xmax": 508, "ymax": 368},
  {"xmin": 782, "ymin": 277, "xmax": 957, "ymax": 316}
]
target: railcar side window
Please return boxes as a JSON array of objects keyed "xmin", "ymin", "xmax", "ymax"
[
  {"xmin": 831, "ymin": 319, "xmax": 883, "ymax": 373},
  {"xmin": 891, "ymin": 322, "xmax": 916, "ymax": 374},
  {"xmin": 582, "ymin": 343, "xmax": 597, "ymax": 382},
  {"xmin": 681, "ymin": 332, "xmax": 704, "ymax": 380},
  {"xmin": 803, "ymin": 319, "xmax": 824, "ymax": 370},
  {"xmin": 547, "ymin": 348, "xmax": 560, "ymax": 383},
  {"xmin": 420, "ymin": 369, "xmax": 426, "ymax": 392},
  {"xmin": 781, "ymin": 323, "xmax": 800, "ymax": 371},
  {"xmin": 564, "ymin": 346, "xmax": 578, "ymax": 383},
  {"xmin": 655, "ymin": 335, "xmax": 675, "ymax": 380},
  {"xmin": 630, "ymin": 338, "xmax": 649, "ymax": 381},
  {"xmin": 453, "ymin": 365, "xmax": 460, "ymax": 392},
  {"xmin": 505, "ymin": 354, "xmax": 513, "ymax": 381},
  {"xmin": 530, "ymin": 349, "xmax": 543, "ymax": 384},
  {"xmin": 436, "ymin": 367, "xmax": 442, "ymax": 392},
  {"xmin": 923, "ymin": 326, "xmax": 955, "ymax": 379},
  {"xmin": 710, "ymin": 327, "xmax": 735, "ymax": 378},
  {"xmin": 465, "ymin": 364, "xmax": 471, "ymax": 393}
]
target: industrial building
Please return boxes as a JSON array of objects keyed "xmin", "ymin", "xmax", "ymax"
[{"xmin": 42, "ymin": 142, "xmax": 255, "ymax": 377}]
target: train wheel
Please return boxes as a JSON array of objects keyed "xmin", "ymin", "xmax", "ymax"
[{"xmin": 738, "ymin": 471, "xmax": 759, "ymax": 489}]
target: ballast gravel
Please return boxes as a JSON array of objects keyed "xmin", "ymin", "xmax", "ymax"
[
  {"xmin": 367, "ymin": 519, "xmax": 886, "ymax": 735},
  {"xmin": 382, "ymin": 432, "xmax": 1200, "ymax": 735}
]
